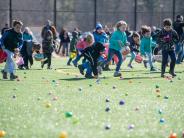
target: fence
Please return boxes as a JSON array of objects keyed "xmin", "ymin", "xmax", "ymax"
[{"xmin": 0, "ymin": 0, "xmax": 184, "ymax": 32}]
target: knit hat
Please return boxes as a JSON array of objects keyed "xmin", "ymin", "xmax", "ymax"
[{"xmin": 96, "ymin": 23, "xmax": 103, "ymax": 30}]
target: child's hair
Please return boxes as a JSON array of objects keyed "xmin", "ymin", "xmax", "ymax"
[
  {"xmin": 84, "ymin": 32, "xmax": 94, "ymax": 44},
  {"xmin": 141, "ymin": 25, "xmax": 151, "ymax": 35},
  {"xmin": 13, "ymin": 20, "xmax": 23, "ymax": 27},
  {"xmin": 116, "ymin": 20, "xmax": 127, "ymax": 30},
  {"xmin": 132, "ymin": 31, "xmax": 140, "ymax": 38},
  {"xmin": 163, "ymin": 18, "xmax": 172, "ymax": 26}
]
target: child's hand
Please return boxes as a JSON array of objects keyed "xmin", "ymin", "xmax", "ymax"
[
  {"xmin": 14, "ymin": 48, "xmax": 19, "ymax": 54},
  {"xmin": 94, "ymin": 75, "xmax": 98, "ymax": 79}
]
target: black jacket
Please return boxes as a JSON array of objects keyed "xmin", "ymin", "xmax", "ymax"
[
  {"xmin": 1, "ymin": 28, "xmax": 23, "ymax": 52},
  {"xmin": 81, "ymin": 42, "xmax": 105, "ymax": 76},
  {"xmin": 173, "ymin": 20, "xmax": 184, "ymax": 40},
  {"xmin": 157, "ymin": 28, "xmax": 179, "ymax": 51}
]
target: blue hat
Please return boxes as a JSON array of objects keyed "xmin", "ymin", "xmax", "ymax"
[{"xmin": 96, "ymin": 23, "xmax": 103, "ymax": 30}]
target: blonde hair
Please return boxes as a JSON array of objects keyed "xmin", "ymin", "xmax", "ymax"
[
  {"xmin": 116, "ymin": 20, "xmax": 127, "ymax": 29},
  {"xmin": 83, "ymin": 32, "xmax": 94, "ymax": 45}
]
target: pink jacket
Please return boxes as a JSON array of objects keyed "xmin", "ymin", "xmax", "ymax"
[{"xmin": 76, "ymin": 39, "xmax": 90, "ymax": 50}]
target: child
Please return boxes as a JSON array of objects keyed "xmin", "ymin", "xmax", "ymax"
[
  {"xmin": 127, "ymin": 31, "xmax": 140, "ymax": 68},
  {"xmin": 140, "ymin": 26, "xmax": 157, "ymax": 71},
  {"xmin": 67, "ymin": 29, "xmax": 79, "ymax": 65},
  {"xmin": 1, "ymin": 20, "xmax": 23, "ymax": 80},
  {"xmin": 19, "ymin": 27, "xmax": 34, "ymax": 69},
  {"xmin": 103, "ymin": 20, "xmax": 128, "ymax": 77},
  {"xmin": 157, "ymin": 18, "xmax": 179, "ymax": 77},
  {"xmin": 93, "ymin": 23, "xmax": 109, "ymax": 44},
  {"xmin": 78, "ymin": 42, "xmax": 105, "ymax": 79},
  {"xmin": 41, "ymin": 30, "xmax": 54, "ymax": 69},
  {"xmin": 72, "ymin": 32, "xmax": 94, "ymax": 67}
]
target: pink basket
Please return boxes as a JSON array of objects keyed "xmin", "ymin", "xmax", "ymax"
[
  {"xmin": 122, "ymin": 46, "xmax": 130, "ymax": 56},
  {"xmin": 16, "ymin": 57, "xmax": 24, "ymax": 66},
  {"xmin": 135, "ymin": 54, "xmax": 143, "ymax": 63},
  {"xmin": 0, "ymin": 49, "xmax": 7, "ymax": 64}
]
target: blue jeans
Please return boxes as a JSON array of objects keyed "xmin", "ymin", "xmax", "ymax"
[
  {"xmin": 162, "ymin": 50, "xmax": 176, "ymax": 74},
  {"xmin": 129, "ymin": 52, "xmax": 136, "ymax": 64},
  {"xmin": 4, "ymin": 49, "xmax": 15, "ymax": 74},
  {"xmin": 82, "ymin": 61, "xmax": 92, "ymax": 75},
  {"xmin": 145, "ymin": 52, "xmax": 153, "ymax": 68},
  {"xmin": 104, "ymin": 48, "xmax": 123, "ymax": 72},
  {"xmin": 175, "ymin": 42, "xmax": 183, "ymax": 63}
]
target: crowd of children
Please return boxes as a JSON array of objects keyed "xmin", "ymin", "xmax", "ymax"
[{"xmin": 1, "ymin": 15, "xmax": 184, "ymax": 80}]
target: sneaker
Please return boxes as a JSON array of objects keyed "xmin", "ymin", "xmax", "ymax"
[
  {"xmin": 67, "ymin": 63, "xmax": 71, "ymax": 66},
  {"xmin": 85, "ymin": 74, "xmax": 94, "ymax": 79},
  {"xmin": 47, "ymin": 66, "xmax": 52, "ymax": 70},
  {"xmin": 161, "ymin": 74, "xmax": 165, "ymax": 78},
  {"xmin": 97, "ymin": 66, "xmax": 102, "ymax": 74},
  {"xmin": 1, "ymin": 70, "xmax": 8, "ymax": 79},
  {"xmin": 114, "ymin": 71, "xmax": 122, "ymax": 77},
  {"xmin": 143, "ymin": 60, "xmax": 147, "ymax": 68},
  {"xmin": 41, "ymin": 61, "xmax": 44, "ymax": 68},
  {"xmin": 103, "ymin": 65, "xmax": 111, "ymax": 71},
  {"xmin": 169, "ymin": 71, "xmax": 177, "ymax": 77},
  {"xmin": 150, "ymin": 67, "xmax": 157, "ymax": 71},
  {"xmin": 78, "ymin": 65, "xmax": 84, "ymax": 75},
  {"xmin": 10, "ymin": 73, "xmax": 18, "ymax": 80},
  {"xmin": 72, "ymin": 60, "xmax": 77, "ymax": 67},
  {"xmin": 128, "ymin": 64, "xmax": 133, "ymax": 69}
]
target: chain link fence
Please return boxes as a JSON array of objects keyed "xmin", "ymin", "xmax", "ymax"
[{"xmin": 0, "ymin": 0, "xmax": 184, "ymax": 32}]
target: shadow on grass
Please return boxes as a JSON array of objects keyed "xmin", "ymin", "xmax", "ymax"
[
  {"xmin": 55, "ymin": 67, "xmax": 75, "ymax": 70},
  {"xmin": 123, "ymin": 76, "xmax": 161, "ymax": 80},
  {"xmin": 142, "ymin": 71, "xmax": 183, "ymax": 74},
  {"xmin": 59, "ymin": 76, "xmax": 111, "ymax": 81}
]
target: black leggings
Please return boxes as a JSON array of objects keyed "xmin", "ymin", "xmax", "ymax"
[{"xmin": 43, "ymin": 53, "xmax": 52, "ymax": 67}]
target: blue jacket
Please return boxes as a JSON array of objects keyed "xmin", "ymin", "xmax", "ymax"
[{"xmin": 93, "ymin": 31, "xmax": 108, "ymax": 44}]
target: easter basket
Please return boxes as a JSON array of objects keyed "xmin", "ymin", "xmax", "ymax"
[
  {"xmin": 34, "ymin": 53, "xmax": 44, "ymax": 61},
  {"xmin": 0, "ymin": 49, "xmax": 7, "ymax": 64},
  {"xmin": 135, "ymin": 54, "xmax": 143, "ymax": 63}
]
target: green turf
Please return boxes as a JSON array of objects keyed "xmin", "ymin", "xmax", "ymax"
[{"xmin": 0, "ymin": 57, "xmax": 184, "ymax": 138}]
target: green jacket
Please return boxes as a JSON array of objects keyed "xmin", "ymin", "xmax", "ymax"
[
  {"xmin": 140, "ymin": 36, "xmax": 156, "ymax": 55},
  {"xmin": 109, "ymin": 29, "xmax": 127, "ymax": 51}
]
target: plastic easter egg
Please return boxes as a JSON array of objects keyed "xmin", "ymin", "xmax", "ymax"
[
  {"xmin": 160, "ymin": 118, "xmax": 165, "ymax": 123},
  {"xmin": 65, "ymin": 112, "xmax": 73, "ymax": 118},
  {"xmin": 59, "ymin": 131, "xmax": 68, "ymax": 138},
  {"xmin": 128, "ymin": 124, "xmax": 135, "ymax": 130},
  {"xmin": 45, "ymin": 102, "xmax": 51, "ymax": 108},
  {"xmin": 169, "ymin": 133, "xmax": 177, "ymax": 138},
  {"xmin": 155, "ymin": 85, "xmax": 159, "ymax": 88},
  {"xmin": 158, "ymin": 109, "xmax": 163, "ymax": 114},
  {"xmin": 0, "ymin": 130, "xmax": 6, "ymax": 137},
  {"xmin": 105, "ymin": 107, "xmax": 110, "ymax": 112},
  {"xmin": 119, "ymin": 100, "xmax": 125, "ymax": 105},
  {"xmin": 105, "ymin": 124, "xmax": 111, "ymax": 130},
  {"xmin": 53, "ymin": 96, "xmax": 58, "ymax": 101},
  {"xmin": 112, "ymin": 85, "xmax": 116, "ymax": 89},
  {"xmin": 78, "ymin": 87, "xmax": 82, "ymax": 91},
  {"xmin": 105, "ymin": 98, "xmax": 110, "ymax": 103}
]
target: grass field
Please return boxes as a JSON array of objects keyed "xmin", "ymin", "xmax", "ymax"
[{"xmin": 0, "ymin": 57, "xmax": 184, "ymax": 138}]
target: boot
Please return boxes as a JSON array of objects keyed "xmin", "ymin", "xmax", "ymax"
[
  {"xmin": 114, "ymin": 71, "xmax": 122, "ymax": 77},
  {"xmin": 10, "ymin": 73, "xmax": 18, "ymax": 80},
  {"xmin": 78, "ymin": 65, "xmax": 84, "ymax": 75},
  {"xmin": 169, "ymin": 70, "xmax": 176, "ymax": 77},
  {"xmin": 1, "ymin": 70, "xmax": 8, "ymax": 79}
]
